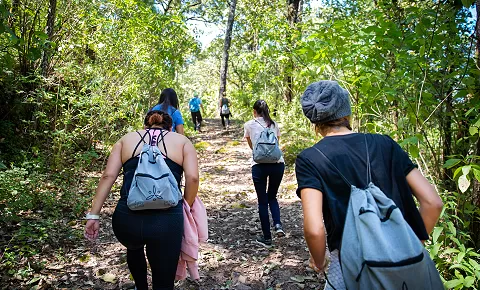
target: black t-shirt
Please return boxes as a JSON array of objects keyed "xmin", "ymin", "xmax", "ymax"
[{"xmin": 295, "ymin": 133, "xmax": 428, "ymax": 251}]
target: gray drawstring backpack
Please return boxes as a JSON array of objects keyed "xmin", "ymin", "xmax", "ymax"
[
  {"xmin": 127, "ymin": 130, "xmax": 181, "ymax": 210},
  {"xmin": 314, "ymin": 135, "xmax": 443, "ymax": 290},
  {"xmin": 252, "ymin": 120, "xmax": 282, "ymax": 163}
]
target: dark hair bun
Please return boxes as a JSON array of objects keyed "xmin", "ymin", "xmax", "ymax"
[{"xmin": 144, "ymin": 110, "xmax": 173, "ymax": 130}]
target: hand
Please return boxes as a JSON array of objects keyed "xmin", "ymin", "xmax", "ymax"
[
  {"xmin": 84, "ymin": 219, "xmax": 100, "ymax": 241},
  {"xmin": 309, "ymin": 253, "xmax": 329, "ymax": 272},
  {"xmin": 309, "ymin": 255, "xmax": 320, "ymax": 273}
]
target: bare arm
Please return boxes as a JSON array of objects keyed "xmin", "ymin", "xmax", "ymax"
[
  {"xmin": 183, "ymin": 140, "xmax": 199, "ymax": 207},
  {"xmin": 407, "ymin": 168, "xmax": 443, "ymax": 235},
  {"xmin": 175, "ymin": 124, "xmax": 185, "ymax": 135},
  {"xmin": 246, "ymin": 136, "xmax": 253, "ymax": 149},
  {"xmin": 301, "ymin": 188, "xmax": 327, "ymax": 270},
  {"xmin": 85, "ymin": 141, "xmax": 123, "ymax": 240}
]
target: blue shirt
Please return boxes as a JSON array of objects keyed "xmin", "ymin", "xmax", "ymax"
[
  {"xmin": 151, "ymin": 104, "xmax": 184, "ymax": 132},
  {"xmin": 189, "ymin": 97, "xmax": 202, "ymax": 112}
]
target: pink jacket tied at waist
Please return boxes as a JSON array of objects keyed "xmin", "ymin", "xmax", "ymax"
[{"xmin": 176, "ymin": 197, "xmax": 208, "ymax": 281}]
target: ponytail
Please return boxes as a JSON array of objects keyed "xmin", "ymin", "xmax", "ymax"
[{"xmin": 253, "ymin": 100, "xmax": 274, "ymax": 128}]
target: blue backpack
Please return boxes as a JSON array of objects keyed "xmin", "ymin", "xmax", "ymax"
[
  {"xmin": 127, "ymin": 130, "xmax": 181, "ymax": 210},
  {"xmin": 314, "ymin": 135, "xmax": 443, "ymax": 290}
]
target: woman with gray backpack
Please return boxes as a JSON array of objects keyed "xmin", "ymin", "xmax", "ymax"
[
  {"xmin": 244, "ymin": 100, "xmax": 285, "ymax": 247},
  {"xmin": 295, "ymin": 80, "xmax": 444, "ymax": 289},
  {"xmin": 84, "ymin": 110, "xmax": 199, "ymax": 290}
]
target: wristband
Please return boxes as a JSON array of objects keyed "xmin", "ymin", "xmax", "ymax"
[{"xmin": 85, "ymin": 213, "xmax": 100, "ymax": 220}]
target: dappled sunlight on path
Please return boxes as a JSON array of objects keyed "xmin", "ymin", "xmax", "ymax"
[{"xmin": 7, "ymin": 118, "xmax": 324, "ymax": 290}]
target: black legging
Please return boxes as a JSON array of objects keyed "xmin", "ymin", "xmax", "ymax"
[
  {"xmin": 112, "ymin": 200, "xmax": 183, "ymax": 290},
  {"xmin": 220, "ymin": 114, "xmax": 230, "ymax": 127},
  {"xmin": 191, "ymin": 111, "xmax": 202, "ymax": 130}
]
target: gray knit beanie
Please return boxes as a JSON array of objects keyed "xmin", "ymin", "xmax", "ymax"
[{"xmin": 300, "ymin": 80, "xmax": 351, "ymax": 124}]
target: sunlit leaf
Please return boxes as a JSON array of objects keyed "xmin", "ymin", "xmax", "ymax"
[{"xmin": 458, "ymin": 175, "xmax": 470, "ymax": 193}]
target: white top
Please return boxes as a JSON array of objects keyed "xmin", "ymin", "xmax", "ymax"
[{"xmin": 243, "ymin": 117, "xmax": 284, "ymax": 166}]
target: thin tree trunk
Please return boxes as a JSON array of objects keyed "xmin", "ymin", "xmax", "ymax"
[
  {"xmin": 284, "ymin": 0, "xmax": 301, "ymax": 102},
  {"xmin": 8, "ymin": 0, "xmax": 19, "ymax": 28},
  {"xmin": 218, "ymin": 0, "xmax": 237, "ymax": 102},
  {"xmin": 41, "ymin": 0, "xmax": 57, "ymax": 76}
]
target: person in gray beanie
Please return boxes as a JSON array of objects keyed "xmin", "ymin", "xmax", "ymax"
[
  {"xmin": 295, "ymin": 81, "xmax": 443, "ymax": 289},
  {"xmin": 301, "ymin": 80, "xmax": 351, "ymax": 124}
]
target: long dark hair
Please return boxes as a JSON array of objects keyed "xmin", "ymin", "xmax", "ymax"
[
  {"xmin": 158, "ymin": 88, "xmax": 179, "ymax": 112},
  {"xmin": 253, "ymin": 100, "xmax": 274, "ymax": 128}
]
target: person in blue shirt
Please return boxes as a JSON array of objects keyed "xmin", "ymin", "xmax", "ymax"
[
  {"xmin": 189, "ymin": 92, "xmax": 204, "ymax": 132},
  {"xmin": 151, "ymin": 88, "xmax": 185, "ymax": 135}
]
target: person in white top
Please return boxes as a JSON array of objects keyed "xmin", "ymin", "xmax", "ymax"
[{"xmin": 244, "ymin": 100, "xmax": 285, "ymax": 247}]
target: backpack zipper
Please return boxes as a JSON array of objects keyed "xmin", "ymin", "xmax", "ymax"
[{"xmin": 135, "ymin": 173, "xmax": 169, "ymax": 180}]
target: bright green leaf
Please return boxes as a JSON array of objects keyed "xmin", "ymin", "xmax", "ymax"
[
  {"xmin": 409, "ymin": 145, "xmax": 419, "ymax": 159},
  {"xmin": 469, "ymin": 126, "xmax": 478, "ymax": 136},
  {"xmin": 456, "ymin": 252, "xmax": 465, "ymax": 264},
  {"xmin": 432, "ymin": 227, "xmax": 443, "ymax": 243},
  {"xmin": 444, "ymin": 279, "xmax": 463, "ymax": 288},
  {"xmin": 447, "ymin": 221, "xmax": 457, "ymax": 237},
  {"xmin": 473, "ymin": 169, "xmax": 480, "ymax": 182},
  {"xmin": 464, "ymin": 276, "xmax": 475, "ymax": 288},
  {"xmin": 469, "ymin": 258, "xmax": 480, "ymax": 271},
  {"xmin": 443, "ymin": 159, "xmax": 462, "ymax": 169}
]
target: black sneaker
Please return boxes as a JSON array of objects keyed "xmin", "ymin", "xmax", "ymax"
[
  {"xmin": 256, "ymin": 236, "xmax": 272, "ymax": 247},
  {"xmin": 274, "ymin": 224, "xmax": 285, "ymax": 237}
]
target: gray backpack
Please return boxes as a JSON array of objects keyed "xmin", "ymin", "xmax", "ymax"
[
  {"xmin": 252, "ymin": 120, "xmax": 282, "ymax": 163},
  {"xmin": 314, "ymin": 135, "xmax": 443, "ymax": 290},
  {"xmin": 127, "ymin": 130, "xmax": 181, "ymax": 210}
]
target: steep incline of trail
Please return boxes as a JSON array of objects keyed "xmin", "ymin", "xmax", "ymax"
[{"xmin": 10, "ymin": 118, "xmax": 324, "ymax": 290}]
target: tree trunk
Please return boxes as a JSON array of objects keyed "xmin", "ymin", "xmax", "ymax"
[
  {"xmin": 8, "ymin": 0, "xmax": 19, "ymax": 28},
  {"xmin": 284, "ymin": 0, "xmax": 301, "ymax": 102},
  {"xmin": 41, "ymin": 0, "xmax": 57, "ymax": 76},
  {"xmin": 218, "ymin": 0, "xmax": 237, "ymax": 102}
]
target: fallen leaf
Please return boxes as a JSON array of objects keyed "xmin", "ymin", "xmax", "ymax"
[
  {"xmin": 102, "ymin": 273, "xmax": 117, "ymax": 283},
  {"xmin": 290, "ymin": 275, "xmax": 305, "ymax": 283}
]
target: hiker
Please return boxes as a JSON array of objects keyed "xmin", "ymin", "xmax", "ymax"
[
  {"xmin": 189, "ymin": 92, "xmax": 204, "ymax": 132},
  {"xmin": 219, "ymin": 92, "xmax": 231, "ymax": 129},
  {"xmin": 84, "ymin": 110, "xmax": 199, "ymax": 290},
  {"xmin": 244, "ymin": 100, "xmax": 285, "ymax": 247},
  {"xmin": 295, "ymin": 81, "xmax": 443, "ymax": 289},
  {"xmin": 151, "ymin": 88, "xmax": 185, "ymax": 134}
]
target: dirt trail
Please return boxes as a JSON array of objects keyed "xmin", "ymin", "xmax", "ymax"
[{"xmin": 5, "ymin": 118, "xmax": 324, "ymax": 290}]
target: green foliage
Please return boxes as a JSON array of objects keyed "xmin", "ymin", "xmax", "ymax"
[{"xmin": 427, "ymin": 192, "xmax": 480, "ymax": 289}]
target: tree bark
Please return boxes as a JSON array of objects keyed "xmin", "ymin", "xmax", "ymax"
[
  {"xmin": 41, "ymin": 0, "xmax": 57, "ymax": 76},
  {"xmin": 283, "ymin": 0, "xmax": 301, "ymax": 102},
  {"xmin": 218, "ymin": 0, "xmax": 237, "ymax": 102}
]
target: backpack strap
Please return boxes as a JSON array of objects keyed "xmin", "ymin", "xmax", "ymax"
[
  {"xmin": 312, "ymin": 146, "xmax": 352, "ymax": 187},
  {"xmin": 254, "ymin": 119, "xmax": 267, "ymax": 128},
  {"xmin": 131, "ymin": 131, "xmax": 151, "ymax": 158},
  {"xmin": 158, "ymin": 129, "xmax": 169, "ymax": 158},
  {"xmin": 364, "ymin": 134, "xmax": 372, "ymax": 184}
]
